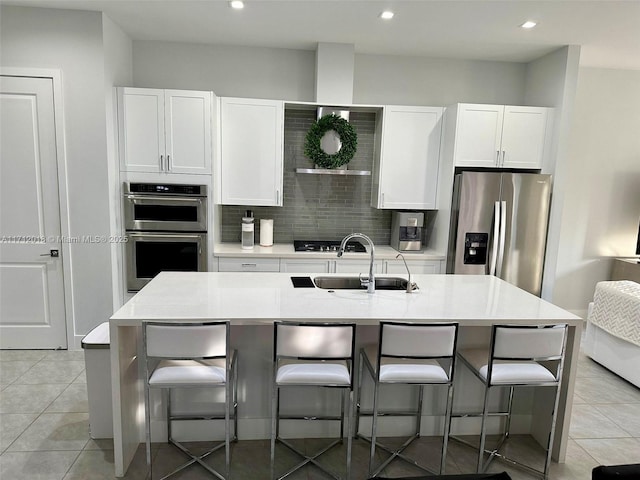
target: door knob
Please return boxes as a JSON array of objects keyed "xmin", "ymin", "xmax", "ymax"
[{"xmin": 40, "ymin": 249, "xmax": 59, "ymax": 257}]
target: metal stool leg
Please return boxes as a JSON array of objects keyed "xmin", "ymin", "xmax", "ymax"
[
  {"xmin": 355, "ymin": 350, "xmax": 365, "ymax": 438},
  {"xmin": 145, "ymin": 381, "xmax": 152, "ymax": 479},
  {"xmin": 478, "ymin": 384, "xmax": 491, "ymax": 473},
  {"xmin": 368, "ymin": 378, "xmax": 381, "ymax": 475},
  {"xmin": 441, "ymin": 383, "xmax": 454, "ymax": 474},
  {"xmin": 270, "ymin": 385, "xmax": 278, "ymax": 480}
]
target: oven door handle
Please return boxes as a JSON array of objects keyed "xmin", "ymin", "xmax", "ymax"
[
  {"xmin": 126, "ymin": 232, "xmax": 205, "ymax": 240},
  {"xmin": 125, "ymin": 195, "xmax": 204, "ymax": 203}
]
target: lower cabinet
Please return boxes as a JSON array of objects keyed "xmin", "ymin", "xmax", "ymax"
[
  {"xmin": 335, "ymin": 259, "xmax": 383, "ymax": 274},
  {"xmin": 217, "ymin": 257, "xmax": 280, "ymax": 272},
  {"xmin": 280, "ymin": 259, "xmax": 332, "ymax": 273},
  {"xmin": 384, "ymin": 259, "xmax": 443, "ymax": 274},
  {"xmin": 216, "ymin": 256, "xmax": 443, "ymax": 274}
]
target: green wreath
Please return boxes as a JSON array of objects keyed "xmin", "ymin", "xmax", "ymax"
[{"xmin": 304, "ymin": 114, "xmax": 358, "ymax": 169}]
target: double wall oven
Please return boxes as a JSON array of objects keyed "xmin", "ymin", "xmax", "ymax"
[{"xmin": 124, "ymin": 182, "xmax": 207, "ymax": 291}]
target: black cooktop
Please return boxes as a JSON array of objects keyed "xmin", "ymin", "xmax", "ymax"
[{"xmin": 294, "ymin": 240, "xmax": 366, "ymax": 253}]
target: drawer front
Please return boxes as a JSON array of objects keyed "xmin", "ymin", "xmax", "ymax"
[
  {"xmin": 217, "ymin": 257, "xmax": 280, "ymax": 272},
  {"xmin": 385, "ymin": 260, "xmax": 443, "ymax": 274},
  {"xmin": 335, "ymin": 260, "xmax": 383, "ymax": 274},
  {"xmin": 280, "ymin": 259, "xmax": 332, "ymax": 273}
]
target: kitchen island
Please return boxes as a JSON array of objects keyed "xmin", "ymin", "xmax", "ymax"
[{"xmin": 110, "ymin": 271, "xmax": 581, "ymax": 477}]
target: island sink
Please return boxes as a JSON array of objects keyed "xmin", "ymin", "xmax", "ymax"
[{"xmin": 313, "ymin": 276, "xmax": 412, "ymax": 291}]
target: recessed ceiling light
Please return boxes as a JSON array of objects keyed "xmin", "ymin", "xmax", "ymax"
[
  {"xmin": 380, "ymin": 11, "xmax": 394, "ymax": 20},
  {"xmin": 230, "ymin": 1, "xmax": 244, "ymax": 9},
  {"xmin": 520, "ymin": 21, "xmax": 537, "ymax": 29}
]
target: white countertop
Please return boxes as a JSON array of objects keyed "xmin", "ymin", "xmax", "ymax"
[
  {"xmin": 213, "ymin": 242, "xmax": 445, "ymax": 260},
  {"xmin": 111, "ymin": 271, "xmax": 580, "ymax": 326}
]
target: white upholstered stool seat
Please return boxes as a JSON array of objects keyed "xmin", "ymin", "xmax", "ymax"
[
  {"xmin": 356, "ymin": 321, "xmax": 459, "ymax": 478},
  {"xmin": 362, "ymin": 345, "xmax": 450, "ymax": 383},
  {"xmin": 275, "ymin": 360, "xmax": 351, "ymax": 385},
  {"xmin": 449, "ymin": 324, "xmax": 568, "ymax": 480},
  {"xmin": 149, "ymin": 357, "xmax": 232, "ymax": 386},
  {"xmin": 458, "ymin": 348, "xmax": 556, "ymax": 384},
  {"xmin": 143, "ymin": 321, "xmax": 237, "ymax": 480},
  {"xmin": 271, "ymin": 321, "xmax": 356, "ymax": 480}
]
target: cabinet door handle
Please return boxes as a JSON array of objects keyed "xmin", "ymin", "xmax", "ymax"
[
  {"xmin": 167, "ymin": 155, "xmax": 171, "ymax": 171},
  {"xmin": 381, "ymin": 193, "xmax": 385, "ymax": 207},
  {"xmin": 496, "ymin": 150, "xmax": 500, "ymax": 166},
  {"xmin": 501, "ymin": 150, "xmax": 505, "ymax": 167},
  {"xmin": 241, "ymin": 263, "xmax": 257, "ymax": 268},
  {"xmin": 276, "ymin": 190, "xmax": 280, "ymax": 204},
  {"xmin": 160, "ymin": 155, "xmax": 164, "ymax": 171}
]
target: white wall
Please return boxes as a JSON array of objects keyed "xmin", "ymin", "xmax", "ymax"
[
  {"xmin": 354, "ymin": 53, "xmax": 527, "ymax": 106},
  {"xmin": 132, "ymin": 41, "xmax": 316, "ymax": 100},
  {"xmin": 552, "ymin": 67, "xmax": 640, "ymax": 315},
  {"xmin": 132, "ymin": 41, "xmax": 528, "ymax": 107},
  {"xmin": 0, "ymin": 6, "xmax": 115, "ymax": 343},
  {"xmin": 524, "ymin": 46, "xmax": 581, "ymax": 303},
  {"xmin": 103, "ymin": 14, "xmax": 133, "ymax": 311}
]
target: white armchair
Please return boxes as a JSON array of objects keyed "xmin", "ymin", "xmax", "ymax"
[{"xmin": 584, "ymin": 280, "xmax": 640, "ymax": 388}]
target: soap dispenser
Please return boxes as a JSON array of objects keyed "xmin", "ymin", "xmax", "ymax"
[{"xmin": 241, "ymin": 210, "xmax": 255, "ymax": 249}]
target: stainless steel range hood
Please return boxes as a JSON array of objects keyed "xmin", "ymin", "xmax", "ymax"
[
  {"xmin": 295, "ymin": 43, "xmax": 370, "ymax": 176},
  {"xmin": 317, "ymin": 106, "xmax": 349, "ymax": 121}
]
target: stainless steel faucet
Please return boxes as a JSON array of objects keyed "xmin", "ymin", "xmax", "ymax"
[
  {"xmin": 395, "ymin": 253, "xmax": 418, "ymax": 293},
  {"xmin": 338, "ymin": 233, "xmax": 376, "ymax": 294}
]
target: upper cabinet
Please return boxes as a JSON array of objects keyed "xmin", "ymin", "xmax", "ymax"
[
  {"xmin": 218, "ymin": 97, "xmax": 284, "ymax": 206},
  {"xmin": 452, "ymin": 103, "xmax": 552, "ymax": 169},
  {"xmin": 372, "ymin": 105, "xmax": 444, "ymax": 209},
  {"xmin": 117, "ymin": 88, "xmax": 213, "ymax": 175}
]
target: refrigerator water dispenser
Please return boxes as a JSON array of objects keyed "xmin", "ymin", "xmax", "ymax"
[{"xmin": 464, "ymin": 233, "xmax": 488, "ymax": 265}]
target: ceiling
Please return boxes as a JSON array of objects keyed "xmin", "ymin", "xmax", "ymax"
[{"xmin": 3, "ymin": 0, "xmax": 640, "ymax": 70}]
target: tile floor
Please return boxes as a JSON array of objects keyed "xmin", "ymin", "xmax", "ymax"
[{"xmin": 1, "ymin": 339, "xmax": 640, "ymax": 480}]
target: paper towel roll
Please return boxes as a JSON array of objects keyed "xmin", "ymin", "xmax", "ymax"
[{"xmin": 260, "ymin": 219, "xmax": 273, "ymax": 246}]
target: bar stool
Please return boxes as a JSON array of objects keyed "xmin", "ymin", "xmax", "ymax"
[
  {"xmin": 143, "ymin": 320, "xmax": 238, "ymax": 480},
  {"xmin": 270, "ymin": 321, "xmax": 356, "ymax": 480},
  {"xmin": 356, "ymin": 321, "xmax": 459, "ymax": 477},
  {"xmin": 449, "ymin": 324, "xmax": 568, "ymax": 480}
]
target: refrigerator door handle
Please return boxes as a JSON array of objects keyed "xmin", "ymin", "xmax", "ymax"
[
  {"xmin": 489, "ymin": 201, "xmax": 500, "ymax": 276},
  {"xmin": 496, "ymin": 200, "xmax": 507, "ymax": 277}
]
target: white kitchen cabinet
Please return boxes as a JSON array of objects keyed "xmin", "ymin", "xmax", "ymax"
[
  {"xmin": 384, "ymin": 259, "xmax": 443, "ymax": 275},
  {"xmin": 219, "ymin": 97, "xmax": 283, "ymax": 206},
  {"xmin": 335, "ymin": 259, "xmax": 383, "ymax": 274},
  {"xmin": 452, "ymin": 104, "xmax": 551, "ymax": 169},
  {"xmin": 280, "ymin": 259, "xmax": 332, "ymax": 273},
  {"xmin": 217, "ymin": 257, "xmax": 280, "ymax": 272},
  {"xmin": 372, "ymin": 106, "xmax": 443, "ymax": 209},
  {"xmin": 117, "ymin": 88, "xmax": 212, "ymax": 175}
]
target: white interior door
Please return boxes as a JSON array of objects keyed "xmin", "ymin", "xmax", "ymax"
[{"xmin": 0, "ymin": 75, "xmax": 67, "ymax": 349}]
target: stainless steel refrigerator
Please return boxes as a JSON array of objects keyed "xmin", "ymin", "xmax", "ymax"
[{"xmin": 446, "ymin": 171, "xmax": 552, "ymax": 296}]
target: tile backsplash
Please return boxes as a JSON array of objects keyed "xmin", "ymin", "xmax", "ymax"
[{"xmin": 220, "ymin": 109, "xmax": 393, "ymax": 244}]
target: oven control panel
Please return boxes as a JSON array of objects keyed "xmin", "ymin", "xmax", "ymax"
[{"xmin": 125, "ymin": 183, "xmax": 206, "ymax": 196}]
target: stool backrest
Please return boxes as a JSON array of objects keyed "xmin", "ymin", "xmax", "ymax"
[
  {"xmin": 380, "ymin": 322, "xmax": 458, "ymax": 359},
  {"xmin": 144, "ymin": 321, "xmax": 229, "ymax": 359},
  {"xmin": 274, "ymin": 322, "xmax": 355, "ymax": 360},
  {"xmin": 492, "ymin": 324, "xmax": 567, "ymax": 361}
]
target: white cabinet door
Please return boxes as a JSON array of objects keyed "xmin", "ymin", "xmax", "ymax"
[
  {"xmin": 220, "ymin": 98, "xmax": 283, "ymax": 206},
  {"xmin": 217, "ymin": 257, "xmax": 280, "ymax": 272},
  {"xmin": 501, "ymin": 106, "xmax": 549, "ymax": 169},
  {"xmin": 384, "ymin": 259, "xmax": 443, "ymax": 274},
  {"xmin": 118, "ymin": 88, "xmax": 165, "ymax": 173},
  {"xmin": 374, "ymin": 106, "xmax": 443, "ymax": 209},
  {"xmin": 335, "ymin": 259, "xmax": 383, "ymax": 274},
  {"xmin": 164, "ymin": 90, "xmax": 212, "ymax": 174},
  {"xmin": 453, "ymin": 104, "xmax": 551, "ymax": 169},
  {"xmin": 280, "ymin": 259, "xmax": 332, "ymax": 273},
  {"xmin": 118, "ymin": 88, "xmax": 212, "ymax": 175},
  {"xmin": 454, "ymin": 104, "xmax": 503, "ymax": 168}
]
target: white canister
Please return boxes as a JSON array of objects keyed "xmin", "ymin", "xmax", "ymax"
[{"xmin": 260, "ymin": 219, "xmax": 274, "ymax": 247}]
